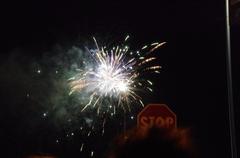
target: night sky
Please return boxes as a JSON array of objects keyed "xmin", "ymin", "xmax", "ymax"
[{"xmin": 0, "ymin": 0, "xmax": 239, "ymax": 158}]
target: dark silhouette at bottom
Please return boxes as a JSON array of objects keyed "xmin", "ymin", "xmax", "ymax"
[{"xmin": 107, "ymin": 127, "xmax": 196, "ymax": 158}]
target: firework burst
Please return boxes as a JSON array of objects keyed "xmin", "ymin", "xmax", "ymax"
[{"xmin": 68, "ymin": 36, "xmax": 166, "ymax": 114}]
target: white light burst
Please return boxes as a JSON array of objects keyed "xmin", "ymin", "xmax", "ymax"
[{"xmin": 68, "ymin": 36, "xmax": 166, "ymax": 114}]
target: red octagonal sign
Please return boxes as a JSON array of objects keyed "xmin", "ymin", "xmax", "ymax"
[{"xmin": 137, "ymin": 104, "xmax": 177, "ymax": 130}]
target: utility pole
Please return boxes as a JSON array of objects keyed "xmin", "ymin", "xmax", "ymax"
[{"xmin": 225, "ymin": 0, "xmax": 238, "ymax": 158}]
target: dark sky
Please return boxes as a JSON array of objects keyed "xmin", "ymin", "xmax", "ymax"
[{"xmin": 0, "ymin": 0, "xmax": 239, "ymax": 158}]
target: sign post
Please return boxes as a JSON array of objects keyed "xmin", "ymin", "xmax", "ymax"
[{"xmin": 137, "ymin": 104, "xmax": 177, "ymax": 130}]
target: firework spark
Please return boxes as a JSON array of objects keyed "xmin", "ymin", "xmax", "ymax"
[{"xmin": 68, "ymin": 36, "xmax": 165, "ymax": 114}]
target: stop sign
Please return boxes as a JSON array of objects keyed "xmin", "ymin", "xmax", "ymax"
[{"xmin": 137, "ymin": 104, "xmax": 177, "ymax": 130}]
